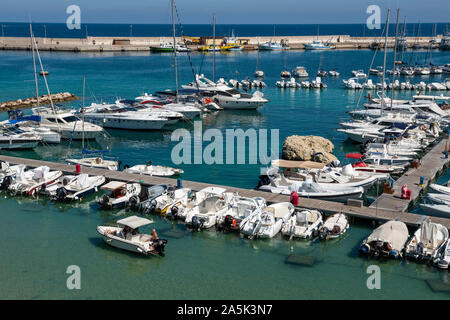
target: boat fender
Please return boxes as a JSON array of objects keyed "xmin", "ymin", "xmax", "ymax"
[
  {"xmin": 389, "ymin": 250, "xmax": 399, "ymax": 259},
  {"xmin": 359, "ymin": 244, "xmax": 370, "ymax": 255}
]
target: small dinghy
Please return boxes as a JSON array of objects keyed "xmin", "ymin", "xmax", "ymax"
[
  {"xmin": 97, "ymin": 215, "xmax": 167, "ymax": 256},
  {"xmin": 359, "ymin": 220, "xmax": 409, "ymax": 259},
  {"xmin": 434, "ymin": 239, "xmax": 450, "ymax": 269},
  {"xmin": 405, "ymin": 219, "xmax": 449, "ymax": 261},
  {"xmin": 215, "ymin": 196, "xmax": 266, "ymax": 232},
  {"xmin": 425, "ymin": 193, "xmax": 450, "ymax": 206},
  {"xmin": 184, "ymin": 193, "xmax": 233, "ymax": 231},
  {"xmin": 0, "ymin": 161, "xmax": 24, "ymax": 188},
  {"xmin": 42, "ymin": 174, "xmax": 106, "ymax": 201},
  {"xmin": 124, "ymin": 161, "xmax": 183, "ymax": 177},
  {"xmin": 281, "ymin": 208, "xmax": 323, "ymax": 239},
  {"xmin": 8, "ymin": 166, "xmax": 62, "ymax": 196},
  {"xmin": 318, "ymin": 213, "xmax": 349, "ymax": 240},
  {"xmin": 98, "ymin": 181, "xmax": 141, "ymax": 209}
]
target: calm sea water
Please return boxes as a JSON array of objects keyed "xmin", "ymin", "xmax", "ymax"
[
  {"xmin": 1, "ymin": 22, "xmax": 449, "ymax": 38},
  {"xmin": 0, "ymin": 48, "xmax": 450, "ymax": 299}
]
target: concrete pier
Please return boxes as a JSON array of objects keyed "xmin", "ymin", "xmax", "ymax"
[{"xmin": 0, "ymin": 35, "xmax": 441, "ymax": 52}]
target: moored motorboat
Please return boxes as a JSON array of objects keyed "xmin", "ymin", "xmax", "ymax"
[
  {"xmin": 404, "ymin": 219, "xmax": 449, "ymax": 261},
  {"xmin": 256, "ymin": 202, "xmax": 295, "ymax": 238},
  {"xmin": 359, "ymin": 220, "xmax": 409, "ymax": 259},
  {"xmin": 97, "ymin": 215, "xmax": 167, "ymax": 256},
  {"xmin": 124, "ymin": 161, "xmax": 183, "ymax": 177},
  {"xmin": 281, "ymin": 208, "xmax": 323, "ymax": 239},
  {"xmin": 7, "ymin": 166, "xmax": 62, "ymax": 196},
  {"xmin": 98, "ymin": 181, "xmax": 141, "ymax": 209},
  {"xmin": 434, "ymin": 239, "xmax": 450, "ymax": 269},
  {"xmin": 318, "ymin": 213, "xmax": 349, "ymax": 240},
  {"xmin": 215, "ymin": 196, "xmax": 266, "ymax": 232},
  {"xmin": 42, "ymin": 174, "xmax": 106, "ymax": 202}
]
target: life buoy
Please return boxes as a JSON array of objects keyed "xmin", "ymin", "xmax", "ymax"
[
  {"xmin": 204, "ymin": 98, "xmax": 211, "ymax": 104},
  {"xmin": 232, "ymin": 219, "xmax": 236, "ymax": 228}
]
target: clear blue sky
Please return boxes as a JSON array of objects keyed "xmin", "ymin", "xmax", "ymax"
[{"xmin": 0, "ymin": 0, "xmax": 448, "ymax": 24}]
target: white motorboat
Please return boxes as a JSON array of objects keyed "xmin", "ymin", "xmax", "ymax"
[
  {"xmin": 184, "ymin": 192, "xmax": 233, "ymax": 231},
  {"xmin": 113, "ymin": 100, "xmax": 184, "ymax": 124},
  {"xmin": 281, "ymin": 208, "xmax": 323, "ymax": 239},
  {"xmin": 182, "ymin": 74, "xmax": 269, "ymax": 110},
  {"xmin": 404, "ymin": 219, "xmax": 449, "ymax": 261},
  {"xmin": 352, "ymin": 70, "xmax": 367, "ymax": 78},
  {"xmin": 1, "ymin": 118, "xmax": 61, "ymax": 144},
  {"xmin": 81, "ymin": 104, "xmax": 169, "ymax": 130},
  {"xmin": 98, "ymin": 181, "xmax": 141, "ymax": 209},
  {"xmin": 0, "ymin": 126, "xmax": 42, "ymax": 150},
  {"xmin": 364, "ymin": 153, "xmax": 413, "ymax": 166},
  {"xmin": 0, "ymin": 163, "xmax": 26, "ymax": 189},
  {"xmin": 255, "ymin": 202, "xmax": 294, "ymax": 239},
  {"xmin": 215, "ymin": 196, "xmax": 266, "ymax": 232},
  {"xmin": 258, "ymin": 41, "xmax": 284, "ymax": 50},
  {"xmin": 359, "ymin": 220, "xmax": 409, "ymax": 259},
  {"xmin": 292, "ymin": 66, "xmax": 308, "ymax": 78},
  {"xmin": 42, "ymin": 174, "xmax": 106, "ymax": 201},
  {"xmin": 434, "ymin": 239, "xmax": 450, "ymax": 269},
  {"xmin": 127, "ymin": 184, "xmax": 169, "ymax": 213},
  {"xmin": 424, "ymin": 193, "xmax": 450, "ymax": 206},
  {"xmin": 254, "ymin": 70, "xmax": 264, "ymax": 78},
  {"xmin": 154, "ymin": 187, "xmax": 191, "ymax": 216},
  {"xmin": 8, "ymin": 165, "xmax": 62, "ymax": 196},
  {"xmin": 124, "ymin": 161, "xmax": 183, "ymax": 177},
  {"xmin": 32, "ymin": 107, "xmax": 104, "ymax": 140},
  {"xmin": 66, "ymin": 149, "xmax": 119, "ymax": 171},
  {"xmin": 135, "ymin": 94, "xmax": 203, "ymax": 120},
  {"xmin": 97, "ymin": 215, "xmax": 167, "ymax": 256},
  {"xmin": 318, "ymin": 213, "xmax": 349, "ymax": 240},
  {"xmin": 420, "ymin": 203, "xmax": 450, "ymax": 218},
  {"xmin": 329, "ymin": 70, "xmax": 340, "ymax": 77},
  {"xmin": 428, "ymin": 183, "xmax": 450, "ymax": 195}
]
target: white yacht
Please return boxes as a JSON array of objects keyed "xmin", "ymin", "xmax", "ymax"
[
  {"xmin": 135, "ymin": 94, "xmax": 203, "ymax": 120},
  {"xmin": 182, "ymin": 74, "xmax": 269, "ymax": 110},
  {"xmin": 32, "ymin": 107, "xmax": 104, "ymax": 140},
  {"xmin": 114, "ymin": 100, "xmax": 184, "ymax": 124},
  {"xmin": 80, "ymin": 103, "xmax": 169, "ymax": 130},
  {"xmin": 0, "ymin": 126, "xmax": 42, "ymax": 150},
  {"xmin": 124, "ymin": 161, "xmax": 183, "ymax": 177}
]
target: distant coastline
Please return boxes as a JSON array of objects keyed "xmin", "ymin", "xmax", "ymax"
[{"xmin": 0, "ymin": 22, "xmax": 448, "ymax": 38}]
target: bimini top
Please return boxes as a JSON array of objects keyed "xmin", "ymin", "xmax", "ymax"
[
  {"xmin": 101, "ymin": 181, "xmax": 126, "ymax": 191},
  {"xmin": 271, "ymin": 159, "xmax": 325, "ymax": 169},
  {"xmin": 117, "ymin": 215, "xmax": 153, "ymax": 229}
]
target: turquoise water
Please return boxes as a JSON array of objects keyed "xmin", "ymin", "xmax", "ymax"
[{"xmin": 0, "ymin": 49, "xmax": 450, "ymax": 299}]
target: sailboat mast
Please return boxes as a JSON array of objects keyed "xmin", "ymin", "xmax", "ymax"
[
  {"xmin": 212, "ymin": 13, "xmax": 216, "ymax": 83},
  {"xmin": 29, "ymin": 24, "xmax": 40, "ymax": 107},
  {"xmin": 390, "ymin": 8, "xmax": 400, "ymax": 110},
  {"xmin": 171, "ymin": 0, "xmax": 179, "ymax": 102},
  {"xmin": 82, "ymin": 76, "xmax": 85, "ymax": 150},
  {"xmin": 381, "ymin": 8, "xmax": 390, "ymax": 115}
]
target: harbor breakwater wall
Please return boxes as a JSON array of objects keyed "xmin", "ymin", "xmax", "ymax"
[
  {"xmin": 0, "ymin": 92, "xmax": 78, "ymax": 111},
  {"xmin": 0, "ymin": 35, "xmax": 440, "ymax": 52}
]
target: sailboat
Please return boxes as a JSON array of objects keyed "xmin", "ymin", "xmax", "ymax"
[{"xmin": 65, "ymin": 77, "xmax": 120, "ymax": 171}]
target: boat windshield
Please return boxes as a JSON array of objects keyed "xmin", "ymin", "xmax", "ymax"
[
  {"xmin": 225, "ymin": 89, "xmax": 241, "ymax": 95},
  {"xmin": 62, "ymin": 116, "xmax": 79, "ymax": 123}
]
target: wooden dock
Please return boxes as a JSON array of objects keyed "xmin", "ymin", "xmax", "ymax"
[
  {"xmin": 370, "ymin": 138, "xmax": 450, "ymax": 212},
  {"xmin": 1, "ymin": 152, "xmax": 450, "ymax": 230}
]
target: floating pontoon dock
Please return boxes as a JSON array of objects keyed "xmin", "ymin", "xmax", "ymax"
[{"xmin": 1, "ymin": 137, "xmax": 450, "ymax": 229}]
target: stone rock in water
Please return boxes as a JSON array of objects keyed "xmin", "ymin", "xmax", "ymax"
[{"xmin": 282, "ymin": 135, "xmax": 338, "ymax": 164}]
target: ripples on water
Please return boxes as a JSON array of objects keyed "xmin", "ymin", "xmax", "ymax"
[{"xmin": 0, "ymin": 49, "xmax": 449, "ymax": 299}]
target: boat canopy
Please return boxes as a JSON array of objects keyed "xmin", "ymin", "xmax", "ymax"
[
  {"xmin": 117, "ymin": 215, "xmax": 153, "ymax": 229},
  {"xmin": 271, "ymin": 159, "xmax": 325, "ymax": 169},
  {"xmin": 367, "ymin": 220, "xmax": 409, "ymax": 251},
  {"xmin": 101, "ymin": 181, "xmax": 126, "ymax": 191},
  {"xmin": 345, "ymin": 153, "xmax": 364, "ymax": 159},
  {"xmin": 82, "ymin": 148, "xmax": 110, "ymax": 155}
]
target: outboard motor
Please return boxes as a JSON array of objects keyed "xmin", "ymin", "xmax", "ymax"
[
  {"xmin": 319, "ymin": 227, "xmax": 329, "ymax": 240},
  {"xmin": 257, "ymin": 174, "xmax": 271, "ymax": 188},
  {"xmin": 128, "ymin": 195, "xmax": 140, "ymax": 211},
  {"xmin": 98, "ymin": 194, "xmax": 110, "ymax": 208},
  {"xmin": 222, "ymin": 215, "xmax": 234, "ymax": 232},
  {"xmin": 55, "ymin": 186, "xmax": 68, "ymax": 201},
  {"xmin": 1, "ymin": 175, "xmax": 13, "ymax": 190},
  {"xmin": 374, "ymin": 241, "xmax": 383, "ymax": 257},
  {"xmin": 169, "ymin": 205, "xmax": 179, "ymax": 219},
  {"xmin": 190, "ymin": 216, "xmax": 205, "ymax": 231},
  {"xmin": 153, "ymin": 239, "xmax": 168, "ymax": 256},
  {"xmin": 146, "ymin": 160, "xmax": 153, "ymax": 166},
  {"xmin": 416, "ymin": 242, "xmax": 424, "ymax": 260}
]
